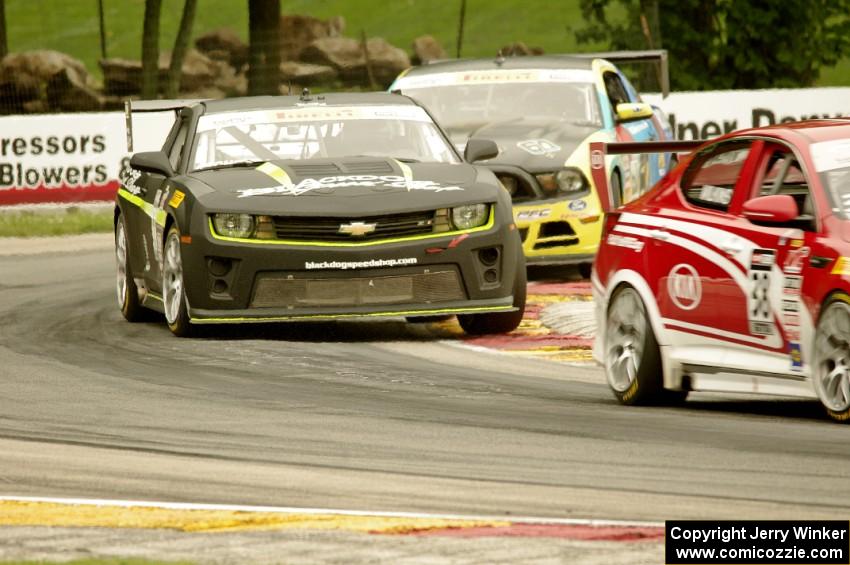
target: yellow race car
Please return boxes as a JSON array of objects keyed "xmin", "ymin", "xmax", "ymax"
[{"xmin": 390, "ymin": 51, "xmax": 674, "ymax": 275}]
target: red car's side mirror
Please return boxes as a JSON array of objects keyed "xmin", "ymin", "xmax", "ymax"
[{"xmin": 742, "ymin": 194, "xmax": 799, "ymax": 224}]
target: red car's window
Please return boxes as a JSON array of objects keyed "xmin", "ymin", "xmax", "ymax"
[{"xmin": 680, "ymin": 142, "xmax": 752, "ymax": 212}]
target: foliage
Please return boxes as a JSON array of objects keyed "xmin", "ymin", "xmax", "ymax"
[
  {"xmin": 0, "ymin": 208, "xmax": 113, "ymax": 237},
  {"xmin": 576, "ymin": 0, "xmax": 850, "ymax": 90}
]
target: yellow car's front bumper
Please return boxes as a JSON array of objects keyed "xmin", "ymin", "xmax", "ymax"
[{"xmin": 512, "ymin": 197, "xmax": 603, "ymax": 265}]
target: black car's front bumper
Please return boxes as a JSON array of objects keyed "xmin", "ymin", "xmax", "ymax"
[{"xmin": 180, "ymin": 214, "xmax": 522, "ymax": 324}]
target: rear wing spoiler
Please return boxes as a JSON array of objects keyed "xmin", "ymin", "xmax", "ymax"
[
  {"xmin": 124, "ymin": 99, "xmax": 204, "ymax": 152},
  {"xmin": 590, "ymin": 139, "xmax": 705, "ymax": 212},
  {"xmin": 573, "ymin": 49, "xmax": 669, "ymax": 97}
]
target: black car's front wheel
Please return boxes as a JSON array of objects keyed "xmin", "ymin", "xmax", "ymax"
[
  {"xmin": 457, "ymin": 262, "xmax": 526, "ymax": 335},
  {"xmin": 162, "ymin": 226, "xmax": 194, "ymax": 337}
]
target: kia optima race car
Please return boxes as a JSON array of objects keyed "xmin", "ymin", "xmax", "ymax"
[
  {"xmin": 591, "ymin": 120, "xmax": 850, "ymax": 422},
  {"xmin": 114, "ymin": 92, "xmax": 525, "ymax": 337},
  {"xmin": 390, "ymin": 51, "xmax": 673, "ymax": 273}
]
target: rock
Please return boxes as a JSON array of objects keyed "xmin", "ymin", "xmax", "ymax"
[
  {"xmin": 279, "ymin": 61, "xmax": 337, "ymax": 86},
  {"xmin": 195, "ymin": 27, "xmax": 248, "ymax": 70},
  {"xmin": 300, "ymin": 36, "xmax": 409, "ymax": 88},
  {"xmin": 280, "ymin": 14, "xmax": 345, "ymax": 61},
  {"xmin": 217, "ymin": 68, "xmax": 248, "ymax": 97},
  {"xmin": 99, "ymin": 58, "xmax": 143, "ymax": 96},
  {"xmin": 499, "ymin": 42, "xmax": 544, "ymax": 57},
  {"xmin": 412, "ymin": 35, "xmax": 446, "ymax": 65},
  {"xmin": 0, "ymin": 50, "xmax": 93, "ymax": 113},
  {"xmin": 102, "ymin": 49, "xmax": 226, "ymax": 96},
  {"xmin": 46, "ymin": 67, "xmax": 103, "ymax": 111}
]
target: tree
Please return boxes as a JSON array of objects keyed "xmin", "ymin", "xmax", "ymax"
[
  {"xmin": 164, "ymin": 0, "xmax": 199, "ymax": 98},
  {"xmin": 576, "ymin": 0, "xmax": 850, "ymax": 91},
  {"xmin": 248, "ymin": 0, "xmax": 281, "ymax": 96},
  {"xmin": 0, "ymin": 0, "xmax": 8, "ymax": 58},
  {"xmin": 141, "ymin": 0, "xmax": 163, "ymax": 99}
]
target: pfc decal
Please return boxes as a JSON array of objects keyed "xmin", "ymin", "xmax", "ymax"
[
  {"xmin": 516, "ymin": 139, "xmax": 561, "ymax": 156},
  {"xmin": 121, "ymin": 167, "xmax": 144, "ymax": 196},
  {"xmin": 515, "ymin": 208, "xmax": 551, "ymax": 220},
  {"xmin": 568, "ymin": 199, "xmax": 588, "ymax": 212},
  {"xmin": 783, "ymin": 245, "xmax": 810, "ymax": 274},
  {"xmin": 748, "ymin": 248, "xmax": 776, "ymax": 336},
  {"xmin": 606, "ymin": 234, "xmax": 644, "ymax": 252},
  {"xmin": 667, "ymin": 263, "xmax": 701, "ymax": 311},
  {"xmin": 168, "ymin": 190, "xmax": 185, "ymax": 209}
]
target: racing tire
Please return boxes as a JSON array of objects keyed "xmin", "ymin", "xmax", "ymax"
[
  {"xmin": 162, "ymin": 225, "xmax": 195, "ymax": 337},
  {"xmin": 611, "ymin": 171, "xmax": 624, "ymax": 208},
  {"xmin": 605, "ymin": 284, "xmax": 683, "ymax": 405},
  {"xmin": 115, "ymin": 213, "xmax": 146, "ymax": 323},
  {"xmin": 457, "ymin": 260, "xmax": 527, "ymax": 335},
  {"xmin": 812, "ymin": 293, "xmax": 850, "ymax": 423}
]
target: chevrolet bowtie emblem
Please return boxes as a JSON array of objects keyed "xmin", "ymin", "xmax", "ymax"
[{"xmin": 338, "ymin": 221, "xmax": 377, "ymax": 237}]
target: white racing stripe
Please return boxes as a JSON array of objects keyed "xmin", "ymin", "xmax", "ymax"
[{"xmin": 0, "ymin": 495, "xmax": 662, "ymax": 528}]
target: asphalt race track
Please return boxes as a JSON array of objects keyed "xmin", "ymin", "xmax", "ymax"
[{"xmin": 1, "ymin": 244, "xmax": 849, "ymax": 522}]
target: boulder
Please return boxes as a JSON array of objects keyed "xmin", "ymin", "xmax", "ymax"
[
  {"xmin": 300, "ymin": 36, "xmax": 409, "ymax": 88},
  {"xmin": 46, "ymin": 67, "xmax": 103, "ymax": 111},
  {"xmin": 412, "ymin": 35, "xmax": 446, "ymax": 65},
  {"xmin": 216, "ymin": 68, "xmax": 248, "ymax": 97},
  {"xmin": 195, "ymin": 27, "xmax": 249, "ymax": 70},
  {"xmin": 280, "ymin": 14, "xmax": 345, "ymax": 61},
  {"xmin": 0, "ymin": 50, "xmax": 93, "ymax": 113},
  {"xmin": 279, "ymin": 61, "xmax": 337, "ymax": 86},
  {"xmin": 499, "ymin": 42, "xmax": 544, "ymax": 56},
  {"xmin": 99, "ymin": 58, "xmax": 143, "ymax": 96}
]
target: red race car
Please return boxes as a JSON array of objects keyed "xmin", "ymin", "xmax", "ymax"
[{"xmin": 590, "ymin": 120, "xmax": 850, "ymax": 422}]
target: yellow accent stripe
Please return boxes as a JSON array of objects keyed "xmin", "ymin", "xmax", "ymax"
[
  {"xmin": 393, "ymin": 159, "xmax": 414, "ymax": 182},
  {"xmin": 208, "ymin": 207, "xmax": 495, "ymax": 247},
  {"xmin": 0, "ymin": 500, "xmax": 507, "ymax": 534},
  {"xmin": 118, "ymin": 188, "xmax": 167, "ymax": 227},
  {"xmin": 256, "ymin": 162, "xmax": 294, "ymax": 188},
  {"xmin": 190, "ymin": 304, "xmax": 513, "ymax": 324}
]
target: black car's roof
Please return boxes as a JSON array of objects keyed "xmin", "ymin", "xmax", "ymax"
[
  {"xmin": 401, "ymin": 55, "xmax": 595, "ymax": 76},
  {"xmin": 200, "ymin": 92, "xmax": 417, "ymax": 114}
]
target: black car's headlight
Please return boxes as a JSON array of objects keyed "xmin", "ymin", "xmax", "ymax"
[
  {"xmin": 535, "ymin": 168, "xmax": 587, "ymax": 195},
  {"xmin": 212, "ymin": 213, "xmax": 255, "ymax": 238},
  {"xmin": 451, "ymin": 204, "xmax": 490, "ymax": 230}
]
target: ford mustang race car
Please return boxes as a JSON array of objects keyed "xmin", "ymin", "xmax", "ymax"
[
  {"xmin": 591, "ymin": 120, "xmax": 850, "ymax": 422},
  {"xmin": 115, "ymin": 92, "xmax": 525, "ymax": 337},
  {"xmin": 390, "ymin": 51, "xmax": 673, "ymax": 273}
]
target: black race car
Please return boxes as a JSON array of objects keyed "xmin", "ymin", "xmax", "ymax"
[{"xmin": 115, "ymin": 92, "xmax": 525, "ymax": 336}]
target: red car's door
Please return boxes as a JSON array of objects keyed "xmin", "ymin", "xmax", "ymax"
[{"xmin": 641, "ymin": 140, "xmax": 765, "ymax": 369}]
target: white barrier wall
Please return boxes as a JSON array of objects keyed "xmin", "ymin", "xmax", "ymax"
[
  {"xmin": 0, "ymin": 111, "xmax": 174, "ymax": 206},
  {"xmin": 644, "ymin": 88, "xmax": 850, "ymax": 140}
]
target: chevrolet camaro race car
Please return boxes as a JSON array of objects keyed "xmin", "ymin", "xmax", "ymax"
[
  {"xmin": 390, "ymin": 52, "xmax": 673, "ymax": 272},
  {"xmin": 114, "ymin": 92, "xmax": 526, "ymax": 337},
  {"xmin": 592, "ymin": 120, "xmax": 850, "ymax": 422}
]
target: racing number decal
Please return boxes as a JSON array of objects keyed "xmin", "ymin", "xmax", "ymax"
[{"xmin": 748, "ymin": 249, "xmax": 776, "ymax": 336}]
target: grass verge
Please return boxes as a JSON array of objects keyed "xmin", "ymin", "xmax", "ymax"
[{"xmin": 0, "ymin": 207, "xmax": 113, "ymax": 238}]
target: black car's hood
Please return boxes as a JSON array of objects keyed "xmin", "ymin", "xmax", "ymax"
[
  {"xmin": 186, "ymin": 157, "xmax": 498, "ymax": 215},
  {"xmin": 452, "ymin": 118, "xmax": 598, "ymax": 171}
]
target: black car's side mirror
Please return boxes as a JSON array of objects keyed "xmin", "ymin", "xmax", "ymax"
[
  {"xmin": 130, "ymin": 151, "xmax": 174, "ymax": 177},
  {"xmin": 464, "ymin": 139, "xmax": 499, "ymax": 163}
]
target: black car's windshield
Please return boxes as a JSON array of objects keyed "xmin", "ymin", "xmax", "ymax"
[
  {"xmin": 394, "ymin": 68, "xmax": 602, "ymax": 138},
  {"xmin": 191, "ymin": 105, "xmax": 459, "ymax": 171},
  {"xmin": 812, "ymin": 138, "xmax": 850, "ymax": 219}
]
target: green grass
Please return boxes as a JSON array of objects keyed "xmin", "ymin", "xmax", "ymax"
[
  {"xmin": 6, "ymin": 0, "xmax": 849, "ymax": 87},
  {"xmin": 0, "ymin": 207, "xmax": 113, "ymax": 237},
  {"xmin": 7, "ymin": 0, "xmax": 606, "ymax": 86}
]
